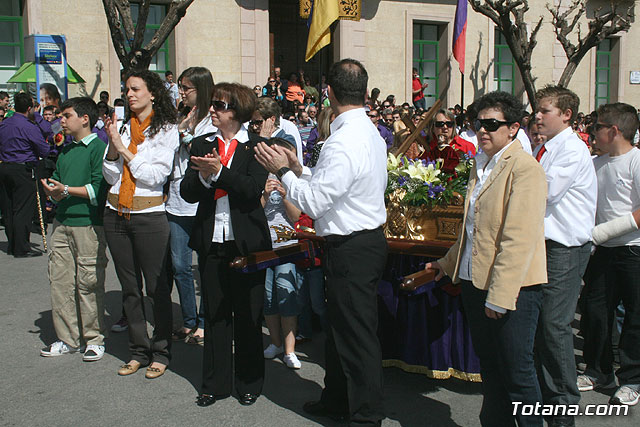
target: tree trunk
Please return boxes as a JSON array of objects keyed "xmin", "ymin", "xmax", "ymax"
[
  {"xmin": 557, "ymin": 59, "xmax": 579, "ymax": 88},
  {"xmin": 123, "ymin": 49, "xmax": 153, "ymax": 75}
]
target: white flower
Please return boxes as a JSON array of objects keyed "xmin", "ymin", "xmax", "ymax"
[{"xmin": 387, "ymin": 153, "xmax": 400, "ymax": 171}]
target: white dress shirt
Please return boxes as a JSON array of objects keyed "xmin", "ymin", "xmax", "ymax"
[
  {"xmin": 459, "ymin": 141, "xmax": 515, "ymax": 313},
  {"xmin": 281, "ymin": 108, "xmax": 387, "ymax": 236},
  {"xmin": 516, "ymin": 129, "xmax": 532, "ymax": 155},
  {"xmin": 166, "ymin": 115, "xmax": 217, "ymax": 216},
  {"xmin": 103, "ymin": 122, "xmax": 179, "ymax": 214},
  {"xmin": 198, "ymin": 125, "xmax": 250, "ymax": 242},
  {"xmin": 533, "ymin": 127, "xmax": 597, "ymax": 246}
]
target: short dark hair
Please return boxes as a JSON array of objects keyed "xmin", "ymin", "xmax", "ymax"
[
  {"xmin": 212, "ymin": 83, "xmax": 256, "ymax": 124},
  {"xmin": 99, "ymin": 90, "xmax": 109, "ymax": 99},
  {"xmin": 474, "ymin": 91, "xmax": 524, "ymax": 124},
  {"xmin": 535, "ymin": 85, "xmax": 580, "ymax": 122},
  {"xmin": 43, "ymin": 105, "xmax": 56, "ymax": 112},
  {"xmin": 61, "ymin": 97, "xmax": 99, "ymax": 128},
  {"xmin": 113, "ymin": 98, "xmax": 125, "ymax": 107},
  {"xmin": 327, "ymin": 58, "xmax": 368, "ymax": 106},
  {"xmin": 0, "ymin": 91, "xmax": 9, "ymax": 100},
  {"xmin": 14, "ymin": 93, "xmax": 33, "ymax": 113},
  {"xmin": 597, "ymin": 102, "xmax": 640, "ymax": 142},
  {"xmin": 256, "ymin": 96, "xmax": 281, "ymax": 127},
  {"xmin": 165, "ymin": 70, "xmax": 173, "ymax": 77}
]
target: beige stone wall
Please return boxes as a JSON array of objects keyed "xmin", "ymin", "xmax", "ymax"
[
  {"xmin": 354, "ymin": 0, "xmax": 639, "ymax": 112},
  {"xmin": 17, "ymin": 0, "xmax": 639, "ymax": 112}
]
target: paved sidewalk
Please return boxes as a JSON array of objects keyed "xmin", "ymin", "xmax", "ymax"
[{"xmin": 0, "ymin": 226, "xmax": 636, "ymax": 426}]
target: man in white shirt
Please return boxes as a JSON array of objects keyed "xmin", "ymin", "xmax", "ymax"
[
  {"xmin": 254, "ymin": 59, "xmax": 388, "ymax": 425},
  {"xmin": 579, "ymin": 103, "xmax": 640, "ymax": 407},
  {"xmin": 532, "ymin": 86, "xmax": 597, "ymax": 427},
  {"xmin": 164, "ymin": 71, "xmax": 180, "ymax": 108}
]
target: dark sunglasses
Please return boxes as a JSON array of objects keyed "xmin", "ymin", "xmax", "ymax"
[
  {"xmin": 368, "ymin": 114, "xmax": 378, "ymax": 118},
  {"xmin": 249, "ymin": 119, "xmax": 264, "ymax": 127},
  {"xmin": 434, "ymin": 120, "xmax": 455, "ymax": 128},
  {"xmin": 474, "ymin": 118, "xmax": 514, "ymax": 132},
  {"xmin": 210, "ymin": 100, "xmax": 233, "ymax": 111},
  {"xmin": 593, "ymin": 123, "xmax": 613, "ymax": 131},
  {"xmin": 269, "ymin": 80, "xmax": 276, "ymax": 83}
]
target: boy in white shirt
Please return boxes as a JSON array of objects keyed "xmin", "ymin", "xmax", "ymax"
[
  {"xmin": 579, "ymin": 102, "xmax": 640, "ymax": 406},
  {"xmin": 532, "ymin": 86, "xmax": 598, "ymax": 427}
]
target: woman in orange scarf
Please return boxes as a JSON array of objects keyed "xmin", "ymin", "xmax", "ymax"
[{"xmin": 102, "ymin": 70, "xmax": 179, "ymax": 379}]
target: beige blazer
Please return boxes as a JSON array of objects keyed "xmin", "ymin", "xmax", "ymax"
[{"xmin": 438, "ymin": 142, "xmax": 548, "ymax": 310}]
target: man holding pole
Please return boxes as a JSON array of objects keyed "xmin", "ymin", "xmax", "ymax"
[
  {"xmin": 0, "ymin": 93, "xmax": 50, "ymax": 257},
  {"xmin": 255, "ymin": 58, "xmax": 388, "ymax": 426}
]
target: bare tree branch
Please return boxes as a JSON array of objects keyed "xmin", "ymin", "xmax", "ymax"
[
  {"xmin": 469, "ymin": 0, "xmax": 543, "ymax": 108},
  {"xmin": 132, "ymin": 0, "xmax": 152, "ymax": 49},
  {"xmin": 146, "ymin": 0, "xmax": 195, "ymax": 53},
  {"xmin": 114, "ymin": 0, "xmax": 135, "ymax": 45},
  {"xmin": 102, "ymin": 0, "xmax": 128, "ymax": 65},
  {"xmin": 548, "ymin": 0, "xmax": 634, "ymax": 87}
]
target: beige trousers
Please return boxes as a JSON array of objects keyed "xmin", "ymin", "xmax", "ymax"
[{"xmin": 49, "ymin": 221, "xmax": 108, "ymax": 347}]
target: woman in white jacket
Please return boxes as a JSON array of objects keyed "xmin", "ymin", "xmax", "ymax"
[
  {"xmin": 168, "ymin": 67, "xmax": 217, "ymax": 344},
  {"xmin": 103, "ymin": 70, "xmax": 178, "ymax": 379}
]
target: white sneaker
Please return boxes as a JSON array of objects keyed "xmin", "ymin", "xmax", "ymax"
[
  {"xmin": 610, "ymin": 385, "xmax": 640, "ymax": 406},
  {"xmin": 263, "ymin": 344, "xmax": 283, "ymax": 359},
  {"xmin": 83, "ymin": 344, "xmax": 105, "ymax": 362},
  {"xmin": 40, "ymin": 341, "xmax": 83, "ymax": 357},
  {"xmin": 284, "ymin": 353, "xmax": 301, "ymax": 369},
  {"xmin": 577, "ymin": 373, "xmax": 616, "ymax": 392}
]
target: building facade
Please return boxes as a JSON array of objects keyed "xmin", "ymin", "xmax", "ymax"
[{"xmin": 2, "ymin": 0, "xmax": 638, "ymax": 113}]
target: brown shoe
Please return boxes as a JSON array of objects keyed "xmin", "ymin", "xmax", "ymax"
[
  {"xmin": 118, "ymin": 360, "xmax": 142, "ymax": 376},
  {"xmin": 145, "ymin": 363, "xmax": 167, "ymax": 379}
]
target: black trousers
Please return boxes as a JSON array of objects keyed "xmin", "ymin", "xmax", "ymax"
[
  {"xmin": 581, "ymin": 246, "xmax": 640, "ymax": 385},
  {"xmin": 320, "ymin": 228, "xmax": 388, "ymax": 426},
  {"xmin": 200, "ymin": 241, "xmax": 265, "ymax": 397},
  {"xmin": 103, "ymin": 209, "xmax": 172, "ymax": 365},
  {"xmin": 0, "ymin": 162, "xmax": 36, "ymax": 255}
]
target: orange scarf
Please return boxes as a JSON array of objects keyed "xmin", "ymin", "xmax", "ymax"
[{"xmin": 118, "ymin": 111, "xmax": 153, "ymax": 218}]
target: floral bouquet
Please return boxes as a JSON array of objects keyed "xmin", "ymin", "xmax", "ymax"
[{"xmin": 386, "ymin": 152, "xmax": 474, "ymax": 207}]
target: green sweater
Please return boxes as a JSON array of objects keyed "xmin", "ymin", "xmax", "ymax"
[{"xmin": 52, "ymin": 133, "xmax": 108, "ymax": 226}]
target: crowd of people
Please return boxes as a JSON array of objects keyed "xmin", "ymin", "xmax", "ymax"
[{"xmin": 1, "ymin": 58, "xmax": 640, "ymax": 427}]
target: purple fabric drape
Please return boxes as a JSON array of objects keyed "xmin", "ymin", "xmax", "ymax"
[{"xmin": 377, "ymin": 254, "xmax": 481, "ymax": 381}]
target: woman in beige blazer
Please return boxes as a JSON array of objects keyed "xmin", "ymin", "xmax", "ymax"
[{"xmin": 427, "ymin": 91, "xmax": 548, "ymax": 427}]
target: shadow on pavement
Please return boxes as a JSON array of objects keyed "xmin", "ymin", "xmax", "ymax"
[{"xmin": 31, "ymin": 310, "xmax": 56, "ymax": 346}]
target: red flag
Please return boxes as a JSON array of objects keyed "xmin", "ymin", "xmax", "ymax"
[{"xmin": 453, "ymin": 0, "xmax": 467, "ymax": 74}]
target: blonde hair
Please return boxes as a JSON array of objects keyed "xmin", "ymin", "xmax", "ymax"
[{"xmin": 316, "ymin": 106, "xmax": 334, "ymax": 142}]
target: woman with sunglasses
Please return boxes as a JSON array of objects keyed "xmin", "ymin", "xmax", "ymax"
[
  {"xmin": 262, "ymin": 77, "xmax": 283, "ymax": 101},
  {"xmin": 180, "ymin": 83, "xmax": 271, "ymax": 407},
  {"xmin": 420, "ymin": 109, "xmax": 476, "ymax": 172},
  {"xmin": 103, "ymin": 70, "xmax": 179, "ymax": 379},
  {"xmin": 166, "ymin": 67, "xmax": 216, "ymax": 345},
  {"xmin": 427, "ymin": 91, "xmax": 548, "ymax": 426}
]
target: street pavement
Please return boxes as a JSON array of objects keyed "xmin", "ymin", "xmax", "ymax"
[{"xmin": 0, "ymin": 225, "xmax": 637, "ymax": 426}]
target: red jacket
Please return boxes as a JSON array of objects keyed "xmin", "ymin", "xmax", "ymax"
[{"xmin": 420, "ymin": 135, "xmax": 476, "ymax": 172}]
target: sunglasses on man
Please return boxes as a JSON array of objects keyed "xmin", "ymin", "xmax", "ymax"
[
  {"xmin": 210, "ymin": 100, "xmax": 234, "ymax": 111},
  {"xmin": 474, "ymin": 118, "xmax": 515, "ymax": 132},
  {"xmin": 249, "ymin": 119, "xmax": 264, "ymax": 127}
]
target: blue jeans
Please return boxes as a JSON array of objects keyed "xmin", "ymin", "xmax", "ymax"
[
  {"xmin": 264, "ymin": 263, "xmax": 299, "ymax": 317},
  {"xmin": 167, "ymin": 213, "xmax": 204, "ymax": 329},
  {"xmin": 297, "ymin": 266, "xmax": 328, "ymax": 337},
  {"xmin": 461, "ymin": 280, "xmax": 543, "ymax": 427},
  {"xmin": 536, "ymin": 240, "xmax": 591, "ymax": 405}
]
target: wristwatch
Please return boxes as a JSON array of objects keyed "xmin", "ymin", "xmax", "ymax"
[
  {"xmin": 62, "ymin": 184, "xmax": 69, "ymax": 198},
  {"xmin": 276, "ymin": 167, "xmax": 291, "ymax": 180}
]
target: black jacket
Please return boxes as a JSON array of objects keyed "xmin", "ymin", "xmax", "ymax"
[{"xmin": 180, "ymin": 132, "xmax": 271, "ymax": 256}]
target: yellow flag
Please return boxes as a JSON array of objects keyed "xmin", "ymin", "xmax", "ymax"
[{"xmin": 305, "ymin": 0, "xmax": 340, "ymax": 62}]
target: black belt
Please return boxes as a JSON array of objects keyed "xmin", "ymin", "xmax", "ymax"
[{"xmin": 323, "ymin": 226, "xmax": 383, "ymax": 244}]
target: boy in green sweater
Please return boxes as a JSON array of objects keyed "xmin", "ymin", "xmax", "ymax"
[{"xmin": 40, "ymin": 97, "xmax": 108, "ymax": 362}]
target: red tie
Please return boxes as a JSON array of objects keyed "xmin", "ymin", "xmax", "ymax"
[
  {"xmin": 214, "ymin": 137, "xmax": 238, "ymax": 200},
  {"xmin": 535, "ymin": 145, "xmax": 546, "ymax": 162}
]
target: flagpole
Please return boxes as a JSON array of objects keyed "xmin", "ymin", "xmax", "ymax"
[{"xmin": 461, "ymin": 72, "xmax": 464, "ymax": 108}]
